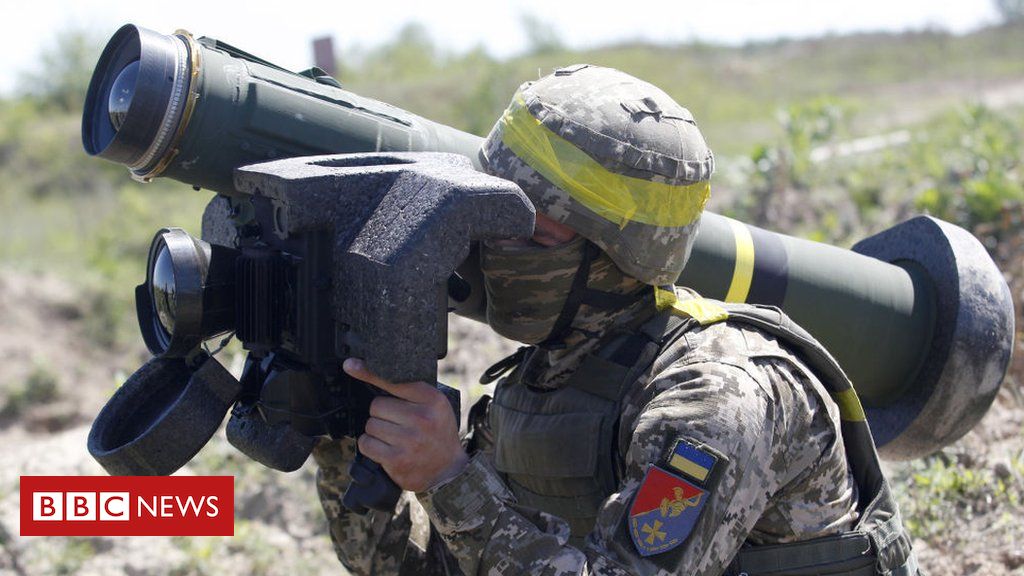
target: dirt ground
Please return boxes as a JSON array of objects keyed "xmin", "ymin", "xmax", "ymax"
[
  {"xmin": 0, "ymin": 267, "xmax": 1021, "ymax": 575},
  {"xmin": 892, "ymin": 391, "xmax": 1024, "ymax": 575}
]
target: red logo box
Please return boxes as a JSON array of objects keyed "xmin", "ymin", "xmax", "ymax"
[{"xmin": 20, "ymin": 476, "xmax": 234, "ymax": 536}]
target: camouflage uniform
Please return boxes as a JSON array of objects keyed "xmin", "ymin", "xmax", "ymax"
[
  {"xmin": 315, "ymin": 437, "xmax": 457, "ymax": 575},
  {"xmin": 313, "ymin": 64, "xmax": 916, "ymax": 575},
  {"xmin": 314, "ymin": 282, "xmax": 870, "ymax": 575}
]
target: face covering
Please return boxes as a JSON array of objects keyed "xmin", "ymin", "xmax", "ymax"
[{"xmin": 479, "ymin": 236, "xmax": 587, "ymax": 344}]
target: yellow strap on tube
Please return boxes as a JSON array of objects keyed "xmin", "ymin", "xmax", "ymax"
[
  {"xmin": 655, "ymin": 284, "xmax": 867, "ymax": 423},
  {"xmin": 654, "ymin": 286, "xmax": 730, "ymax": 326},
  {"xmin": 499, "ymin": 94, "xmax": 710, "ymax": 228},
  {"xmin": 724, "ymin": 218, "xmax": 754, "ymax": 303}
]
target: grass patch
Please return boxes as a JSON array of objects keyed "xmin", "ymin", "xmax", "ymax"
[
  {"xmin": 1, "ymin": 362, "xmax": 60, "ymax": 419},
  {"xmin": 892, "ymin": 453, "xmax": 1024, "ymax": 541},
  {"xmin": 51, "ymin": 539, "xmax": 96, "ymax": 575}
]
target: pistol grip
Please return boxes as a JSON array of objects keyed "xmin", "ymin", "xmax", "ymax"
[{"xmin": 342, "ymin": 451, "xmax": 402, "ymax": 514}]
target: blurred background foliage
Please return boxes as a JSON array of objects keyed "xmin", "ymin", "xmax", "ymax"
[{"xmin": 1, "ymin": 11, "xmax": 1023, "ymax": 574}]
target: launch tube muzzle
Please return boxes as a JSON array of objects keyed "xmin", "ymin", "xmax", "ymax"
[{"xmin": 82, "ymin": 24, "xmax": 200, "ymax": 182}]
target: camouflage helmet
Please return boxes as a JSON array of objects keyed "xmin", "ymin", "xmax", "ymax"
[{"xmin": 480, "ymin": 64, "xmax": 715, "ymax": 286}]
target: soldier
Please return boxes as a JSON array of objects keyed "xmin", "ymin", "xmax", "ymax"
[{"xmin": 313, "ymin": 65, "xmax": 921, "ymax": 575}]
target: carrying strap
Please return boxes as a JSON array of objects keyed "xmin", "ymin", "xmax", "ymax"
[{"xmin": 653, "ymin": 286, "xmax": 867, "ymax": 423}]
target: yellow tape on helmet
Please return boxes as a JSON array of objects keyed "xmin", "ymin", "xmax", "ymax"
[{"xmin": 499, "ymin": 94, "xmax": 710, "ymax": 228}]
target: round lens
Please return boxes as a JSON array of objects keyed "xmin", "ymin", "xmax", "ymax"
[
  {"xmin": 151, "ymin": 245, "xmax": 177, "ymax": 336},
  {"xmin": 108, "ymin": 60, "xmax": 140, "ymax": 131}
]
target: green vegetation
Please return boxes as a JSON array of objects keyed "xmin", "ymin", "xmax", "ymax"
[
  {"xmin": 339, "ymin": 21, "xmax": 1024, "ymax": 154},
  {"xmin": 16, "ymin": 29, "xmax": 102, "ymax": 114},
  {"xmin": 0, "ymin": 93, "xmax": 211, "ymax": 351},
  {"xmin": 908, "ymin": 105, "xmax": 1024, "ymax": 229},
  {"xmin": 50, "ymin": 538, "xmax": 96, "ymax": 575},
  {"xmin": 1, "ymin": 362, "xmax": 59, "ymax": 419},
  {"xmin": 894, "ymin": 453, "xmax": 1024, "ymax": 540},
  {"xmin": 732, "ymin": 98, "xmax": 1024, "ymax": 243}
]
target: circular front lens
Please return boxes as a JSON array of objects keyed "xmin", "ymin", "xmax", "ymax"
[
  {"xmin": 108, "ymin": 60, "xmax": 140, "ymax": 131},
  {"xmin": 152, "ymin": 245, "xmax": 176, "ymax": 335}
]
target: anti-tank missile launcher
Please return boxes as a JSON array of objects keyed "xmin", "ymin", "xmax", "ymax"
[{"xmin": 82, "ymin": 25, "xmax": 1014, "ymax": 500}]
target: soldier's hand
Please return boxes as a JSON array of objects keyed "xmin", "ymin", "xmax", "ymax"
[{"xmin": 343, "ymin": 358, "xmax": 469, "ymax": 493}]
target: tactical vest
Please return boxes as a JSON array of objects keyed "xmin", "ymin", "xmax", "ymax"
[{"xmin": 486, "ymin": 295, "xmax": 921, "ymax": 576}]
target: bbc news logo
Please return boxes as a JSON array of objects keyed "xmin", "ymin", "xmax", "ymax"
[
  {"xmin": 32, "ymin": 491, "xmax": 220, "ymax": 521},
  {"xmin": 21, "ymin": 476, "xmax": 233, "ymax": 536},
  {"xmin": 32, "ymin": 491, "xmax": 132, "ymax": 521}
]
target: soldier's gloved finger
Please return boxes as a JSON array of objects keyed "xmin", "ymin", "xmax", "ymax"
[
  {"xmin": 364, "ymin": 416, "xmax": 408, "ymax": 445},
  {"xmin": 357, "ymin": 433, "xmax": 396, "ymax": 463}
]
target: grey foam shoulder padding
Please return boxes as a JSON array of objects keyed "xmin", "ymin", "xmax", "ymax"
[
  {"xmin": 88, "ymin": 355, "xmax": 242, "ymax": 475},
  {"xmin": 227, "ymin": 152, "xmax": 535, "ymax": 383},
  {"xmin": 853, "ymin": 216, "xmax": 1015, "ymax": 460}
]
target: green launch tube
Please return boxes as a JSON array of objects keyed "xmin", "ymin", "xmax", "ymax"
[
  {"xmin": 678, "ymin": 213, "xmax": 936, "ymax": 408},
  {"xmin": 82, "ymin": 25, "xmax": 482, "ymax": 192}
]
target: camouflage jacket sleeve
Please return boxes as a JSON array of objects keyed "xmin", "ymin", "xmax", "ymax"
[
  {"xmin": 312, "ymin": 437, "xmax": 463, "ymax": 576},
  {"xmin": 417, "ymin": 355, "xmax": 856, "ymax": 576}
]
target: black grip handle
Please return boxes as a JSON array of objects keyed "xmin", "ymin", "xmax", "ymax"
[
  {"xmin": 340, "ymin": 381, "xmax": 462, "ymax": 515},
  {"xmin": 342, "ymin": 450, "xmax": 402, "ymax": 514}
]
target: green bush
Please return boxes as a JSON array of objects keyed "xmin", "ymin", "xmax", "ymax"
[
  {"xmin": 733, "ymin": 99, "xmax": 1024, "ymax": 244},
  {"xmin": 910, "ymin": 105, "xmax": 1024, "ymax": 229},
  {"xmin": 893, "ymin": 454, "xmax": 1024, "ymax": 540},
  {"xmin": 1, "ymin": 363, "xmax": 60, "ymax": 419}
]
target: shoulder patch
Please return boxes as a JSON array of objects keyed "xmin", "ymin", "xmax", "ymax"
[
  {"xmin": 666, "ymin": 439, "xmax": 718, "ymax": 485},
  {"xmin": 628, "ymin": 465, "xmax": 708, "ymax": 556}
]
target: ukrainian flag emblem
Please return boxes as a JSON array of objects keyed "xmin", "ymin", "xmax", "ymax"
[{"xmin": 667, "ymin": 440, "xmax": 717, "ymax": 485}]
